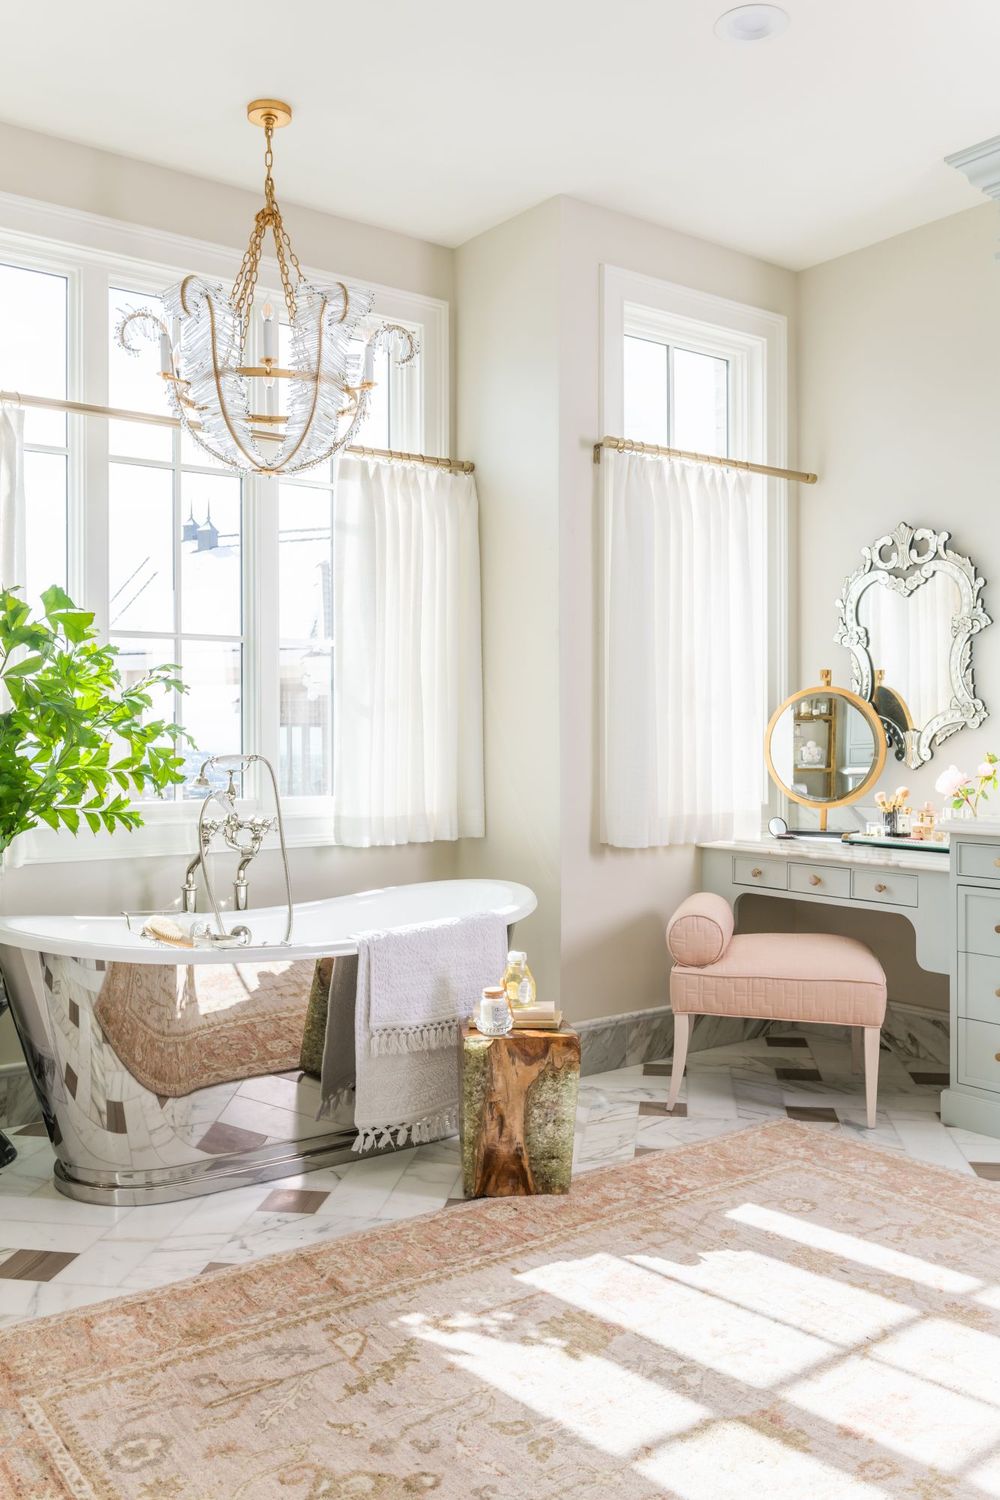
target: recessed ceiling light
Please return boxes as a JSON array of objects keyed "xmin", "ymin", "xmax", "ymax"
[{"xmin": 714, "ymin": 4, "xmax": 789, "ymax": 42}]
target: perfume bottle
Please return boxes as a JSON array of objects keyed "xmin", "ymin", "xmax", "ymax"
[{"xmin": 502, "ymin": 950, "xmax": 536, "ymax": 1009}]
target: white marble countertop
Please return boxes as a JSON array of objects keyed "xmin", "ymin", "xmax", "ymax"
[
  {"xmin": 699, "ymin": 837, "xmax": 950, "ymax": 875},
  {"xmin": 940, "ymin": 818, "xmax": 1000, "ymax": 839}
]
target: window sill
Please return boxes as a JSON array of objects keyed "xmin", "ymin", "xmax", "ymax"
[{"xmin": 9, "ymin": 799, "xmax": 347, "ymax": 866}]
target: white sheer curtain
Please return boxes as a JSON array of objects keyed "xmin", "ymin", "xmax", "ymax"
[
  {"xmin": 332, "ymin": 457, "xmax": 484, "ymax": 846},
  {"xmin": 601, "ymin": 449, "xmax": 763, "ymax": 847},
  {"xmin": 0, "ymin": 407, "xmax": 25, "ymax": 594}
]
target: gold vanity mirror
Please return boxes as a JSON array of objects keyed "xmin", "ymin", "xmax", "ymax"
[{"xmin": 765, "ymin": 671, "xmax": 887, "ymax": 832}]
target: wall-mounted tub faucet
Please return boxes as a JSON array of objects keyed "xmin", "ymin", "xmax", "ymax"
[{"xmin": 183, "ymin": 754, "xmax": 294, "ymax": 947}]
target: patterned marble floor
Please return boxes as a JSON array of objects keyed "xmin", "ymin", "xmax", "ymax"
[{"xmin": 0, "ymin": 1028, "xmax": 995, "ymax": 1330}]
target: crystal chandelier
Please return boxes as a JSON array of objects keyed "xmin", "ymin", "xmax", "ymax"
[{"xmin": 116, "ymin": 99, "xmax": 417, "ymax": 477}]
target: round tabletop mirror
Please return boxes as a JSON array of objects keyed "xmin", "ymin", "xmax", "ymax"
[{"xmin": 765, "ymin": 682, "xmax": 886, "ymax": 830}]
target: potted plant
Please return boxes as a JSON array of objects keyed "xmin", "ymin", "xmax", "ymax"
[{"xmin": 0, "ymin": 586, "xmax": 189, "ymax": 855}]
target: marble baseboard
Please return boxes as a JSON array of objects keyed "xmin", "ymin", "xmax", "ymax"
[
  {"xmin": 577, "ymin": 1009, "xmax": 771, "ymax": 1076},
  {"xmin": 576, "ymin": 1000, "xmax": 950, "ymax": 1077},
  {"xmin": 0, "ymin": 1066, "xmax": 41, "ymax": 1129}
]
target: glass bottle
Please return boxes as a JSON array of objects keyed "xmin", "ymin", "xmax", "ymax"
[{"xmin": 502, "ymin": 950, "xmax": 536, "ymax": 1009}]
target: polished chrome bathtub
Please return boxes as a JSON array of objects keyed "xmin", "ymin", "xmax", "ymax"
[{"xmin": 0, "ymin": 879, "xmax": 535, "ymax": 1205}]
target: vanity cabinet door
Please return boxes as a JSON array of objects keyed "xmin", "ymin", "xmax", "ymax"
[
  {"xmin": 957, "ymin": 953, "xmax": 1000, "ymax": 1025},
  {"xmin": 787, "ymin": 863, "xmax": 852, "ymax": 899},
  {"xmin": 851, "ymin": 870, "xmax": 918, "ymax": 908},
  {"xmin": 957, "ymin": 1017, "xmax": 1000, "ymax": 1093},
  {"xmin": 732, "ymin": 857, "xmax": 787, "ymax": 891},
  {"xmin": 958, "ymin": 888, "xmax": 1000, "ymax": 959}
]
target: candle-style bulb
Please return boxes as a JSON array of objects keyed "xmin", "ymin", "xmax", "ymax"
[{"xmin": 260, "ymin": 301, "xmax": 278, "ymax": 363}]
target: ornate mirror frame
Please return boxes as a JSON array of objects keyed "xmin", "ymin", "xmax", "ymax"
[{"xmin": 835, "ymin": 523, "xmax": 991, "ymax": 769}]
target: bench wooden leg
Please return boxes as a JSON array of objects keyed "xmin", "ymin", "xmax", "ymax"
[
  {"xmin": 668, "ymin": 1013, "xmax": 691, "ymax": 1113},
  {"xmin": 864, "ymin": 1027, "xmax": 881, "ymax": 1128}
]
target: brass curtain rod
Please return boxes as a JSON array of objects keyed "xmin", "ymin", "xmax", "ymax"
[
  {"xmin": 594, "ymin": 435, "xmax": 817, "ymax": 485},
  {"xmin": 0, "ymin": 390, "xmax": 475, "ymax": 475}
]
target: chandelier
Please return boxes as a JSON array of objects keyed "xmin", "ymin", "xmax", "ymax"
[{"xmin": 116, "ymin": 99, "xmax": 417, "ymax": 477}]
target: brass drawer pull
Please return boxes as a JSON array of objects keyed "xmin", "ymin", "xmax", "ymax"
[
  {"xmin": 809, "ymin": 874, "xmax": 822, "ymax": 886},
  {"xmin": 995, "ymin": 1052, "xmax": 1000, "ymax": 1063},
  {"xmin": 995, "ymin": 925, "xmax": 1000, "ymax": 934},
  {"xmin": 994, "ymin": 858, "xmax": 1000, "ymax": 868},
  {"xmin": 751, "ymin": 867, "xmax": 763, "ymax": 878},
  {"xmin": 874, "ymin": 882, "xmax": 887, "ymax": 893}
]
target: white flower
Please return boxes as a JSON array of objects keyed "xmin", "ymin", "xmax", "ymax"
[
  {"xmin": 936, "ymin": 765, "xmax": 971, "ymax": 798},
  {"xmin": 977, "ymin": 761, "xmax": 996, "ymax": 780}
]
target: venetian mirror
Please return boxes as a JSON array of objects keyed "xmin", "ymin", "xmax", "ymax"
[
  {"xmin": 765, "ymin": 677, "xmax": 887, "ymax": 832},
  {"xmin": 835, "ymin": 523, "xmax": 991, "ymax": 768}
]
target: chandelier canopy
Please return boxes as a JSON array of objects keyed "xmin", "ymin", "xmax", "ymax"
[{"xmin": 117, "ymin": 99, "xmax": 417, "ymax": 477}]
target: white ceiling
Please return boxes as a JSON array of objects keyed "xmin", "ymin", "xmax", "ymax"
[{"xmin": 1, "ymin": 0, "xmax": 997, "ymax": 268}]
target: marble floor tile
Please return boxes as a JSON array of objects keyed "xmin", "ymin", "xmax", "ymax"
[
  {"xmin": 889, "ymin": 1117, "xmax": 975, "ymax": 1175},
  {"xmin": 684, "ymin": 1066, "xmax": 740, "ymax": 1120}
]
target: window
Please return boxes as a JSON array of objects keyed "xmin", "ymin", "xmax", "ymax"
[
  {"xmin": 603, "ymin": 265, "xmax": 790, "ymax": 817},
  {"xmin": 624, "ymin": 336, "xmax": 729, "ymax": 455},
  {"xmin": 0, "ymin": 215, "xmax": 446, "ymax": 854},
  {"xmin": 0, "ymin": 261, "xmax": 69, "ymax": 609}
]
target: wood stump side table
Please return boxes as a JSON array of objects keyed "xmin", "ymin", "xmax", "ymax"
[{"xmin": 460, "ymin": 1024, "xmax": 580, "ymax": 1198}]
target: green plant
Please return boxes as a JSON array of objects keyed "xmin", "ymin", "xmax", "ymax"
[{"xmin": 0, "ymin": 586, "xmax": 190, "ymax": 854}]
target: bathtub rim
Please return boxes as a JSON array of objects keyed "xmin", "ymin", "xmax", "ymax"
[{"xmin": 0, "ymin": 878, "xmax": 537, "ymax": 966}]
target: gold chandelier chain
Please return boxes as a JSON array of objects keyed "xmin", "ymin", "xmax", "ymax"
[{"xmin": 230, "ymin": 119, "xmax": 303, "ymax": 344}]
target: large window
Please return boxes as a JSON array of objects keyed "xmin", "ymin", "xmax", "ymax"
[
  {"xmin": 0, "ymin": 224, "xmax": 444, "ymax": 849},
  {"xmin": 603, "ymin": 265, "xmax": 790, "ymax": 817}
]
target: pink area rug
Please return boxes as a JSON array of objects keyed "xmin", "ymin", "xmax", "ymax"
[{"xmin": 2, "ymin": 1120, "xmax": 999, "ymax": 1498}]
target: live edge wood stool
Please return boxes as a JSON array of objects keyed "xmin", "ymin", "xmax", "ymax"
[{"xmin": 460, "ymin": 1024, "xmax": 580, "ymax": 1197}]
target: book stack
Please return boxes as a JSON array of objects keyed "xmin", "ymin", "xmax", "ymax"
[{"xmin": 512, "ymin": 1001, "xmax": 563, "ymax": 1031}]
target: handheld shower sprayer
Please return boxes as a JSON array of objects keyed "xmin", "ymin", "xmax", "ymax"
[{"xmin": 191, "ymin": 753, "xmax": 294, "ymax": 947}]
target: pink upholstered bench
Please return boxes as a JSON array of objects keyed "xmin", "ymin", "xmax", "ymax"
[{"xmin": 666, "ymin": 892, "xmax": 888, "ymax": 1127}]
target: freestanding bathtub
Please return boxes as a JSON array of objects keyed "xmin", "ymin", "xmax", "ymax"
[{"xmin": 0, "ymin": 879, "xmax": 536, "ymax": 1205}]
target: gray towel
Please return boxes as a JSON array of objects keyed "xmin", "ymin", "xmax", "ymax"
[{"xmin": 320, "ymin": 913, "xmax": 508, "ymax": 1150}]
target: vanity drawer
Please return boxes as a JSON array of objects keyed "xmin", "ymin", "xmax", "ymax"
[
  {"xmin": 958, "ymin": 887, "xmax": 1000, "ymax": 959},
  {"xmin": 957, "ymin": 1017, "xmax": 1000, "ymax": 1093},
  {"xmin": 957, "ymin": 841, "xmax": 1000, "ymax": 883},
  {"xmin": 787, "ymin": 862, "xmax": 852, "ymax": 899},
  {"xmin": 957, "ymin": 953, "xmax": 1000, "ymax": 1025},
  {"xmin": 732, "ymin": 856, "xmax": 787, "ymax": 892},
  {"xmin": 851, "ymin": 869, "xmax": 918, "ymax": 908}
]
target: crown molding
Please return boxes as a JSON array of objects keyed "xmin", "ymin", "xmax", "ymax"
[{"xmin": 946, "ymin": 135, "xmax": 1000, "ymax": 203}]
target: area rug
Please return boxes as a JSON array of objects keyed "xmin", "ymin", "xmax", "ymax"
[{"xmin": 3, "ymin": 1121, "xmax": 1000, "ymax": 1499}]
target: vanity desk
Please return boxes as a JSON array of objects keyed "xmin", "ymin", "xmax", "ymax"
[
  {"xmin": 698, "ymin": 837, "xmax": 950, "ymax": 976},
  {"xmin": 699, "ymin": 825, "xmax": 1000, "ymax": 1140}
]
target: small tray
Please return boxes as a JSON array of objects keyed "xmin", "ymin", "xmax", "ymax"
[{"xmin": 841, "ymin": 832, "xmax": 949, "ymax": 854}]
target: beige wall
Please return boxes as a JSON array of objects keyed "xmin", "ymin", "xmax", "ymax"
[
  {"xmin": 0, "ymin": 124, "xmax": 457, "ymax": 1066},
  {"xmin": 454, "ymin": 200, "xmax": 564, "ymax": 1003},
  {"xmin": 555, "ymin": 198, "xmax": 798, "ymax": 1021},
  {"xmin": 797, "ymin": 202, "xmax": 1000, "ymax": 1010},
  {"xmin": 0, "ymin": 121, "xmax": 452, "ymax": 302},
  {"xmin": 454, "ymin": 195, "xmax": 798, "ymax": 1020}
]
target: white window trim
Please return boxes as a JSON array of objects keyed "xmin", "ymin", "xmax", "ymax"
[
  {"xmin": 0, "ymin": 190, "xmax": 449, "ymax": 863},
  {"xmin": 601, "ymin": 264, "xmax": 791, "ymax": 820}
]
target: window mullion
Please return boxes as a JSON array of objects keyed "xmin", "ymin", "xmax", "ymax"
[
  {"xmin": 249, "ymin": 471, "xmax": 280, "ymax": 799},
  {"xmin": 79, "ymin": 265, "xmax": 109, "ymax": 632}
]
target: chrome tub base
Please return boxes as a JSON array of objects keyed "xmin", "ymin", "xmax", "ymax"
[
  {"xmin": 51, "ymin": 1126, "xmax": 397, "ymax": 1207},
  {"xmin": 0, "ymin": 945, "xmax": 417, "ymax": 1207}
]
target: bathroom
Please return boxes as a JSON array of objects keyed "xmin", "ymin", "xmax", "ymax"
[{"xmin": 3, "ymin": 5, "xmax": 1000, "ymax": 1497}]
